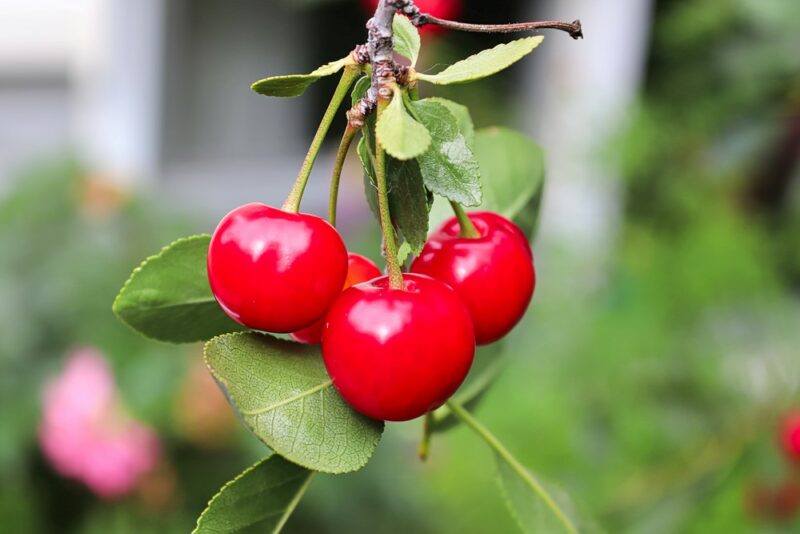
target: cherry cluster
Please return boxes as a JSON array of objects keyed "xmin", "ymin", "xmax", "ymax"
[{"xmin": 206, "ymin": 204, "xmax": 535, "ymax": 421}]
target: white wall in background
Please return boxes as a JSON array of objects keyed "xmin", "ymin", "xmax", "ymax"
[{"xmin": 521, "ymin": 0, "xmax": 654, "ymax": 264}]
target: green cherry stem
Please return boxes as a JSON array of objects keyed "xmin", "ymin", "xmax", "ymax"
[
  {"xmin": 446, "ymin": 400, "xmax": 578, "ymax": 534},
  {"xmin": 375, "ymin": 99, "xmax": 404, "ymax": 289},
  {"xmin": 450, "ymin": 201, "xmax": 480, "ymax": 238},
  {"xmin": 418, "ymin": 412, "xmax": 433, "ymax": 461},
  {"xmin": 328, "ymin": 125, "xmax": 357, "ymax": 226},
  {"xmin": 282, "ymin": 66, "xmax": 361, "ymax": 213}
]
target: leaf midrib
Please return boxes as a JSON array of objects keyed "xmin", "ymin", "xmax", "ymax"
[{"xmin": 242, "ymin": 380, "xmax": 333, "ymax": 416}]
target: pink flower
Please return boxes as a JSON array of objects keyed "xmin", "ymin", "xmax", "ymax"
[{"xmin": 39, "ymin": 348, "xmax": 160, "ymax": 499}]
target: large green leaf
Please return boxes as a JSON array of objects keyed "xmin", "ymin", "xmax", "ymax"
[
  {"xmin": 205, "ymin": 332, "xmax": 384, "ymax": 474},
  {"xmin": 415, "ymin": 36, "xmax": 544, "ymax": 85},
  {"xmin": 496, "ymin": 457, "xmax": 581, "ymax": 534},
  {"xmin": 393, "ymin": 14, "xmax": 421, "ymax": 65},
  {"xmin": 429, "ymin": 127, "xmax": 546, "ymax": 237},
  {"xmin": 408, "ymin": 98, "xmax": 482, "ymax": 207},
  {"xmin": 358, "ymin": 136, "xmax": 429, "ymax": 254},
  {"xmin": 252, "ymin": 57, "xmax": 352, "ymax": 97},
  {"xmin": 112, "ymin": 235, "xmax": 245, "ymax": 343},
  {"xmin": 194, "ymin": 455, "xmax": 313, "ymax": 534},
  {"xmin": 376, "ymin": 89, "xmax": 431, "ymax": 160}
]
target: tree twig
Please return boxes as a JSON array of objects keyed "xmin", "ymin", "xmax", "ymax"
[{"xmin": 419, "ymin": 15, "xmax": 583, "ymax": 39}]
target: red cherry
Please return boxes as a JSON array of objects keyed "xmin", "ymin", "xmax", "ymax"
[
  {"xmin": 291, "ymin": 253, "xmax": 382, "ymax": 344},
  {"xmin": 322, "ymin": 273, "xmax": 475, "ymax": 421},
  {"xmin": 411, "ymin": 211, "xmax": 535, "ymax": 345},
  {"xmin": 207, "ymin": 203, "xmax": 348, "ymax": 333},
  {"xmin": 780, "ymin": 411, "xmax": 800, "ymax": 462},
  {"xmin": 360, "ymin": 0, "xmax": 462, "ymax": 35}
]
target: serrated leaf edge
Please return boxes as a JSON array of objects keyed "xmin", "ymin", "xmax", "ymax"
[
  {"xmin": 203, "ymin": 332, "xmax": 384, "ymax": 475},
  {"xmin": 407, "ymin": 98, "xmax": 483, "ymax": 206},
  {"xmin": 192, "ymin": 454, "xmax": 315, "ymax": 534},
  {"xmin": 112, "ymin": 234, "xmax": 217, "ymax": 343}
]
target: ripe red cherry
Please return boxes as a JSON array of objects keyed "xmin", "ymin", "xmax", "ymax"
[
  {"xmin": 780, "ymin": 411, "xmax": 800, "ymax": 462},
  {"xmin": 291, "ymin": 253, "xmax": 382, "ymax": 344},
  {"xmin": 411, "ymin": 211, "xmax": 535, "ymax": 345},
  {"xmin": 322, "ymin": 273, "xmax": 475, "ymax": 421},
  {"xmin": 207, "ymin": 203, "xmax": 348, "ymax": 333}
]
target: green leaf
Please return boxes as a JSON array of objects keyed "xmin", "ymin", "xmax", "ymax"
[
  {"xmin": 113, "ymin": 235, "xmax": 245, "ymax": 343},
  {"xmin": 407, "ymin": 98, "xmax": 482, "ymax": 206},
  {"xmin": 429, "ymin": 127, "xmax": 546, "ymax": 237},
  {"xmin": 496, "ymin": 457, "xmax": 581, "ymax": 534},
  {"xmin": 252, "ymin": 57, "xmax": 352, "ymax": 97},
  {"xmin": 194, "ymin": 455, "xmax": 313, "ymax": 534},
  {"xmin": 351, "ymin": 75, "xmax": 372, "ymax": 105},
  {"xmin": 430, "ymin": 344, "xmax": 507, "ymax": 432},
  {"xmin": 205, "ymin": 332, "xmax": 384, "ymax": 474},
  {"xmin": 425, "ymin": 97, "xmax": 475, "ymax": 147},
  {"xmin": 393, "ymin": 14, "xmax": 421, "ymax": 65},
  {"xmin": 415, "ymin": 36, "xmax": 544, "ymax": 85},
  {"xmin": 376, "ymin": 89, "xmax": 431, "ymax": 160},
  {"xmin": 358, "ymin": 136, "xmax": 429, "ymax": 254}
]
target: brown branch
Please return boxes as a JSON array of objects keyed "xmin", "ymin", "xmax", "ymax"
[{"xmin": 419, "ymin": 15, "xmax": 583, "ymax": 39}]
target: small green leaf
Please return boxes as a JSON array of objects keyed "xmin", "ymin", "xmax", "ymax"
[
  {"xmin": 376, "ymin": 89, "xmax": 431, "ymax": 160},
  {"xmin": 252, "ymin": 57, "xmax": 352, "ymax": 97},
  {"xmin": 396, "ymin": 241, "xmax": 413, "ymax": 265},
  {"xmin": 113, "ymin": 235, "xmax": 245, "ymax": 343},
  {"xmin": 416, "ymin": 36, "xmax": 544, "ymax": 85},
  {"xmin": 496, "ymin": 457, "xmax": 581, "ymax": 534},
  {"xmin": 205, "ymin": 332, "xmax": 384, "ymax": 474},
  {"xmin": 407, "ymin": 98, "xmax": 482, "ymax": 206},
  {"xmin": 351, "ymin": 75, "xmax": 372, "ymax": 105},
  {"xmin": 429, "ymin": 127, "xmax": 546, "ymax": 237},
  {"xmin": 358, "ymin": 136, "xmax": 429, "ymax": 254},
  {"xmin": 425, "ymin": 97, "xmax": 475, "ymax": 147},
  {"xmin": 393, "ymin": 14, "xmax": 421, "ymax": 65},
  {"xmin": 194, "ymin": 455, "xmax": 313, "ymax": 534}
]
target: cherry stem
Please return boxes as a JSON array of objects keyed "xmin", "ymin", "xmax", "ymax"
[
  {"xmin": 418, "ymin": 412, "xmax": 433, "ymax": 461},
  {"xmin": 328, "ymin": 125, "xmax": 358, "ymax": 226},
  {"xmin": 419, "ymin": 15, "xmax": 583, "ymax": 39},
  {"xmin": 446, "ymin": 400, "xmax": 579, "ymax": 534},
  {"xmin": 450, "ymin": 201, "xmax": 480, "ymax": 238},
  {"xmin": 282, "ymin": 66, "xmax": 361, "ymax": 213},
  {"xmin": 375, "ymin": 99, "xmax": 404, "ymax": 289}
]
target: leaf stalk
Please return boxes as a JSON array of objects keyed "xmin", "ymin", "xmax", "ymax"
[
  {"xmin": 375, "ymin": 99, "xmax": 405, "ymax": 290},
  {"xmin": 446, "ymin": 400, "xmax": 578, "ymax": 534},
  {"xmin": 283, "ymin": 66, "xmax": 361, "ymax": 213},
  {"xmin": 328, "ymin": 125, "xmax": 358, "ymax": 226}
]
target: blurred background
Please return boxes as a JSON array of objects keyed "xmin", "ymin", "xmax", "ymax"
[{"xmin": 1, "ymin": 0, "xmax": 799, "ymax": 532}]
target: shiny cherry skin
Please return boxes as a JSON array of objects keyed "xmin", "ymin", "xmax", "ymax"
[
  {"xmin": 207, "ymin": 203, "xmax": 348, "ymax": 333},
  {"xmin": 322, "ymin": 273, "xmax": 475, "ymax": 422},
  {"xmin": 411, "ymin": 211, "xmax": 535, "ymax": 345},
  {"xmin": 291, "ymin": 253, "xmax": 382, "ymax": 344},
  {"xmin": 780, "ymin": 411, "xmax": 800, "ymax": 462}
]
